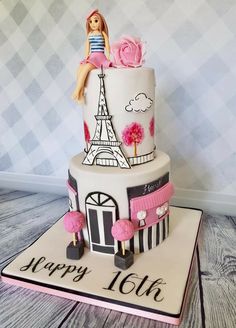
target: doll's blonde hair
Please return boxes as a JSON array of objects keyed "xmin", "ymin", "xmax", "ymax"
[{"xmin": 86, "ymin": 10, "xmax": 109, "ymax": 37}]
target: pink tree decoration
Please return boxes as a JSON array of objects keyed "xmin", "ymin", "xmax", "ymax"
[
  {"xmin": 64, "ymin": 211, "xmax": 85, "ymax": 246},
  {"xmin": 84, "ymin": 121, "xmax": 90, "ymax": 151},
  {"xmin": 111, "ymin": 219, "xmax": 135, "ymax": 256},
  {"xmin": 122, "ymin": 122, "xmax": 144, "ymax": 157},
  {"xmin": 149, "ymin": 116, "xmax": 154, "ymax": 137}
]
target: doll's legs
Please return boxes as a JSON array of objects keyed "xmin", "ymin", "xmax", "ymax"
[{"xmin": 72, "ymin": 63, "xmax": 95, "ymax": 103}]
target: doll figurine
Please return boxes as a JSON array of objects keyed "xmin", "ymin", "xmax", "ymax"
[{"xmin": 72, "ymin": 9, "xmax": 112, "ymax": 103}]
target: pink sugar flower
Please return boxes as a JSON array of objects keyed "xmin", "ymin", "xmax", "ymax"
[{"xmin": 111, "ymin": 36, "xmax": 145, "ymax": 68}]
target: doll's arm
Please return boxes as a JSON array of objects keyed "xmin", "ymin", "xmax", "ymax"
[
  {"xmin": 102, "ymin": 32, "xmax": 110, "ymax": 60},
  {"xmin": 85, "ymin": 37, "xmax": 90, "ymax": 59}
]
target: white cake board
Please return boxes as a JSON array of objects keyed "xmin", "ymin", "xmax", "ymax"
[{"xmin": 1, "ymin": 207, "xmax": 202, "ymax": 325}]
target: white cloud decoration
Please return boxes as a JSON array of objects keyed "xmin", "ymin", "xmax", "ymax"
[{"xmin": 125, "ymin": 93, "xmax": 153, "ymax": 113}]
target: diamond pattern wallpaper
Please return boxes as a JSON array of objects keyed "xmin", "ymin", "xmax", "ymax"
[{"xmin": 1, "ymin": 0, "xmax": 236, "ymax": 196}]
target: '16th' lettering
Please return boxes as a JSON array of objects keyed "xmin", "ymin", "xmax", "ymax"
[{"xmin": 103, "ymin": 271, "xmax": 166, "ymax": 302}]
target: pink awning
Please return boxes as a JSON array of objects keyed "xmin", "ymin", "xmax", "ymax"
[{"xmin": 130, "ymin": 182, "xmax": 174, "ymax": 212}]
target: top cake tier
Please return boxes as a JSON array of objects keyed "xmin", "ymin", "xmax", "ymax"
[{"xmin": 82, "ymin": 67, "xmax": 156, "ymax": 168}]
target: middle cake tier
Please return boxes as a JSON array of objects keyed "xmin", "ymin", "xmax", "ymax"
[
  {"xmin": 68, "ymin": 151, "xmax": 174, "ymax": 255},
  {"xmin": 83, "ymin": 67, "xmax": 156, "ymax": 168}
]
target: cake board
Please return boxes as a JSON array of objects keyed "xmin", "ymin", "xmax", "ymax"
[{"xmin": 1, "ymin": 206, "xmax": 202, "ymax": 325}]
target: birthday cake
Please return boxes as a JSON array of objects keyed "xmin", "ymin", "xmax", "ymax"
[
  {"xmin": 0, "ymin": 10, "xmax": 202, "ymax": 325},
  {"xmin": 65, "ymin": 11, "xmax": 174, "ymax": 269}
]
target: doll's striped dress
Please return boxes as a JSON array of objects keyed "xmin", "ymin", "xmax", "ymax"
[{"xmin": 89, "ymin": 34, "xmax": 105, "ymax": 53}]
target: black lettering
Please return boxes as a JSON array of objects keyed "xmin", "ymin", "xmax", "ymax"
[
  {"xmin": 103, "ymin": 271, "xmax": 122, "ymax": 291},
  {"xmin": 44, "ymin": 262, "xmax": 55, "ymax": 271},
  {"xmin": 146, "ymin": 278, "xmax": 166, "ymax": 302},
  {"xmin": 119, "ymin": 273, "xmax": 137, "ymax": 294},
  {"xmin": 48, "ymin": 263, "xmax": 66, "ymax": 276},
  {"xmin": 135, "ymin": 275, "xmax": 149, "ymax": 296},
  {"xmin": 19, "ymin": 257, "xmax": 46, "ymax": 273},
  {"xmin": 73, "ymin": 267, "xmax": 92, "ymax": 282},
  {"xmin": 20, "ymin": 257, "xmax": 37, "ymax": 272},
  {"xmin": 61, "ymin": 265, "xmax": 76, "ymax": 278}
]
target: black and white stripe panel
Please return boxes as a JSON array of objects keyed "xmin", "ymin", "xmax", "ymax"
[
  {"xmin": 96, "ymin": 158, "xmax": 118, "ymax": 167},
  {"xmin": 128, "ymin": 151, "xmax": 155, "ymax": 166},
  {"xmin": 129, "ymin": 216, "xmax": 169, "ymax": 254}
]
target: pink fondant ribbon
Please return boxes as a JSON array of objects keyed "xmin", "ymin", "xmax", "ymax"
[{"xmin": 67, "ymin": 180, "xmax": 77, "ymax": 195}]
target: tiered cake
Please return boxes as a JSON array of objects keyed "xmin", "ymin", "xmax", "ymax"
[
  {"xmin": 0, "ymin": 11, "xmax": 202, "ymax": 324},
  {"xmin": 67, "ymin": 67, "xmax": 174, "ymax": 263}
]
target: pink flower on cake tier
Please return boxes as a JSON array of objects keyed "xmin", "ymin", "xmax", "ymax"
[
  {"xmin": 84, "ymin": 121, "xmax": 90, "ymax": 142},
  {"xmin": 122, "ymin": 122, "xmax": 144, "ymax": 157},
  {"xmin": 111, "ymin": 36, "xmax": 145, "ymax": 68},
  {"xmin": 84, "ymin": 121, "xmax": 90, "ymax": 150},
  {"xmin": 149, "ymin": 116, "xmax": 155, "ymax": 137}
]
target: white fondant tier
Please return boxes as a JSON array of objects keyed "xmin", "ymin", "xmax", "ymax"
[
  {"xmin": 83, "ymin": 67, "xmax": 155, "ymax": 167},
  {"xmin": 68, "ymin": 151, "xmax": 173, "ymax": 255}
]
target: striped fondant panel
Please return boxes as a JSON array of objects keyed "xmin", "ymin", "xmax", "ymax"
[
  {"xmin": 96, "ymin": 158, "xmax": 118, "ymax": 167},
  {"xmin": 128, "ymin": 151, "xmax": 155, "ymax": 166},
  {"xmin": 128, "ymin": 215, "xmax": 169, "ymax": 254}
]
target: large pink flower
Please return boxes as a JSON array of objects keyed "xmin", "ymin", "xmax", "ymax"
[{"xmin": 111, "ymin": 36, "xmax": 145, "ymax": 68}]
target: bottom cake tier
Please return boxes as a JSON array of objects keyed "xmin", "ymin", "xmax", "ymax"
[{"xmin": 68, "ymin": 151, "xmax": 174, "ymax": 255}]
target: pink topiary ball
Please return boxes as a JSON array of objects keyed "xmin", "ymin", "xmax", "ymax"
[
  {"xmin": 111, "ymin": 219, "xmax": 135, "ymax": 242},
  {"xmin": 63, "ymin": 211, "xmax": 85, "ymax": 233}
]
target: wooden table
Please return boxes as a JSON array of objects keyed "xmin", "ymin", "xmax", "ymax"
[{"xmin": 0, "ymin": 189, "xmax": 235, "ymax": 328}]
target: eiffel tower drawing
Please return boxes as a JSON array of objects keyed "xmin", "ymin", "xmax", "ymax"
[{"xmin": 83, "ymin": 67, "xmax": 130, "ymax": 169}]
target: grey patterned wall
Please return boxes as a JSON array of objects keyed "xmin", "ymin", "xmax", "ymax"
[{"xmin": 1, "ymin": 0, "xmax": 236, "ymax": 197}]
